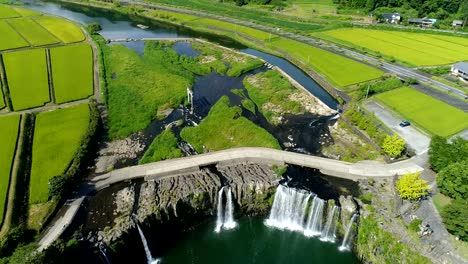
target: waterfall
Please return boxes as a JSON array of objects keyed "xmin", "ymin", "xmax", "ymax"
[
  {"xmin": 339, "ymin": 214, "xmax": 358, "ymax": 251},
  {"xmin": 223, "ymin": 188, "xmax": 237, "ymax": 230},
  {"xmin": 320, "ymin": 205, "xmax": 338, "ymax": 242},
  {"xmin": 215, "ymin": 186, "xmax": 225, "ymax": 233},
  {"xmin": 137, "ymin": 224, "xmax": 160, "ymax": 264},
  {"xmin": 304, "ymin": 197, "xmax": 325, "ymax": 237},
  {"xmin": 265, "ymin": 185, "xmax": 311, "ymax": 231}
]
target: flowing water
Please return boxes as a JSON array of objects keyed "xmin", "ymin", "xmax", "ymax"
[
  {"xmin": 320, "ymin": 205, "xmax": 339, "ymax": 242},
  {"xmin": 137, "ymin": 224, "xmax": 161, "ymax": 264},
  {"xmin": 339, "ymin": 214, "xmax": 358, "ymax": 252},
  {"xmin": 214, "ymin": 187, "xmax": 225, "ymax": 233},
  {"xmin": 304, "ymin": 197, "xmax": 325, "ymax": 237},
  {"xmin": 223, "ymin": 188, "xmax": 237, "ymax": 230}
]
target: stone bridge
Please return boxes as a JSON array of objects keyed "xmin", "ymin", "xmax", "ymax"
[{"xmin": 92, "ymin": 147, "xmax": 423, "ymax": 190}]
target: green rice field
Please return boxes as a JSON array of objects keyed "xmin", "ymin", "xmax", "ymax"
[
  {"xmin": 0, "ymin": 20, "xmax": 29, "ymax": 51},
  {"xmin": 187, "ymin": 18, "xmax": 273, "ymax": 41},
  {"xmin": 29, "ymin": 104, "xmax": 90, "ymax": 204},
  {"xmin": 8, "ymin": 18, "xmax": 60, "ymax": 46},
  {"xmin": 268, "ymin": 38, "xmax": 384, "ymax": 86},
  {"xmin": 375, "ymin": 87, "xmax": 468, "ymax": 137},
  {"xmin": 34, "ymin": 16, "xmax": 85, "ymax": 43},
  {"xmin": 0, "ymin": 114, "xmax": 20, "ymax": 225},
  {"xmin": 3, "ymin": 49, "xmax": 50, "ymax": 110},
  {"xmin": 0, "ymin": 4, "xmax": 20, "ymax": 19},
  {"xmin": 50, "ymin": 44, "xmax": 94, "ymax": 103},
  {"xmin": 12, "ymin": 7, "xmax": 42, "ymax": 17},
  {"xmin": 317, "ymin": 28, "xmax": 468, "ymax": 66}
]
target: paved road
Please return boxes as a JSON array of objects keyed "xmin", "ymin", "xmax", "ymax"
[
  {"xmin": 38, "ymin": 197, "xmax": 85, "ymax": 251},
  {"xmin": 364, "ymin": 101, "xmax": 431, "ymax": 155},
  {"xmin": 121, "ymin": 0, "xmax": 468, "ymax": 101},
  {"xmin": 92, "ymin": 147, "xmax": 424, "ymax": 190}
]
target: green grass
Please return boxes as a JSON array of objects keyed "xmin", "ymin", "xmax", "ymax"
[
  {"xmin": 180, "ymin": 96, "xmax": 281, "ymax": 152},
  {"xmin": 12, "ymin": 7, "xmax": 42, "ymax": 17},
  {"xmin": 267, "ymin": 38, "xmax": 384, "ymax": 86},
  {"xmin": 0, "ymin": 114, "xmax": 20, "ymax": 225},
  {"xmin": 0, "ymin": 4, "xmax": 20, "ymax": 19},
  {"xmin": 243, "ymin": 70, "xmax": 303, "ymax": 124},
  {"xmin": 50, "ymin": 44, "xmax": 94, "ymax": 103},
  {"xmin": 375, "ymin": 87, "xmax": 468, "ymax": 137},
  {"xmin": 3, "ymin": 49, "xmax": 50, "ymax": 110},
  {"xmin": 190, "ymin": 42, "xmax": 263, "ymax": 77},
  {"xmin": 282, "ymin": 0, "xmax": 337, "ymax": 17},
  {"xmin": 8, "ymin": 18, "xmax": 60, "ymax": 46},
  {"xmin": 187, "ymin": 18, "xmax": 273, "ymax": 41},
  {"xmin": 104, "ymin": 42, "xmax": 191, "ymax": 139},
  {"xmin": 317, "ymin": 28, "xmax": 468, "ymax": 66},
  {"xmin": 0, "ymin": 20, "xmax": 29, "ymax": 50},
  {"xmin": 34, "ymin": 16, "xmax": 85, "ymax": 43},
  {"xmin": 29, "ymin": 104, "xmax": 90, "ymax": 204},
  {"xmin": 139, "ymin": 129, "xmax": 182, "ymax": 164}
]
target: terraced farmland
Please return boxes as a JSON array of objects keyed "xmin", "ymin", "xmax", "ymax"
[
  {"xmin": 0, "ymin": 114, "xmax": 20, "ymax": 225},
  {"xmin": 29, "ymin": 104, "xmax": 90, "ymax": 204},
  {"xmin": 268, "ymin": 38, "xmax": 384, "ymax": 86},
  {"xmin": 34, "ymin": 16, "xmax": 85, "ymax": 43},
  {"xmin": 50, "ymin": 44, "xmax": 94, "ymax": 103},
  {"xmin": 317, "ymin": 28, "xmax": 468, "ymax": 66},
  {"xmin": 0, "ymin": 20, "xmax": 29, "ymax": 50},
  {"xmin": 3, "ymin": 49, "xmax": 50, "ymax": 110},
  {"xmin": 8, "ymin": 18, "xmax": 60, "ymax": 46},
  {"xmin": 376, "ymin": 87, "xmax": 468, "ymax": 137}
]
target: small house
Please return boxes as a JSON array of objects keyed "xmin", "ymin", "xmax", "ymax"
[
  {"xmin": 409, "ymin": 18, "xmax": 436, "ymax": 27},
  {"xmin": 382, "ymin": 13, "xmax": 402, "ymax": 24},
  {"xmin": 452, "ymin": 20, "xmax": 464, "ymax": 27},
  {"xmin": 451, "ymin": 62, "xmax": 468, "ymax": 82}
]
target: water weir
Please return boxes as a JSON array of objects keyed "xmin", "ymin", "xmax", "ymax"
[
  {"xmin": 215, "ymin": 186, "xmax": 238, "ymax": 232},
  {"xmin": 266, "ymin": 185, "xmax": 358, "ymax": 250}
]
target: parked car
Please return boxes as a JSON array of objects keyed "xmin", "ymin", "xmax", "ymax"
[{"xmin": 399, "ymin": 121, "xmax": 411, "ymax": 127}]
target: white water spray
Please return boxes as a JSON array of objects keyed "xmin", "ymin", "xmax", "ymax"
[
  {"xmin": 223, "ymin": 188, "xmax": 237, "ymax": 230},
  {"xmin": 304, "ymin": 197, "xmax": 325, "ymax": 237},
  {"xmin": 339, "ymin": 214, "xmax": 358, "ymax": 251},
  {"xmin": 137, "ymin": 224, "xmax": 160, "ymax": 264},
  {"xmin": 265, "ymin": 185, "xmax": 312, "ymax": 232},
  {"xmin": 320, "ymin": 205, "xmax": 338, "ymax": 242},
  {"xmin": 215, "ymin": 186, "xmax": 225, "ymax": 233}
]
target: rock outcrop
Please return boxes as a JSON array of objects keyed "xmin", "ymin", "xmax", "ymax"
[{"xmin": 95, "ymin": 163, "xmax": 279, "ymax": 243}]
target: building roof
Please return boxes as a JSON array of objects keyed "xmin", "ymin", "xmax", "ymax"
[
  {"xmin": 453, "ymin": 20, "xmax": 463, "ymax": 24},
  {"xmin": 454, "ymin": 62, "xmax": 468, "ymax": 73}
]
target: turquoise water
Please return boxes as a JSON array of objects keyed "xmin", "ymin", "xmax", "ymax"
[{"xmin": 161, "ymin": 217, "xmax": 359, "ymax": 264}]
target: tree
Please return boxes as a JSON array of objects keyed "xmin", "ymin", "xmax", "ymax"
[
  {"xmin": 86, "ymin": 22, "xmax": 102, "ymax": 34},
  {"xmin": 382, "ymin": 134, "xmax": 406, "ymax": 158},
  {"xmin": 48, "ymin": 175, "xmax": 71, "ymax": 200},
  {"xmin": 396, "ymin": 172, "xmax": 429, "ymax": 200},
  {"xmin": 437, "ymin": 160, "xmax": 468, "ymax": 200},
  {"xmin": 429, "ymin": 136, "xmax": 468, "ymax": 172},
  {"xmin": 442, "ymin": 199, "xmax": 468, "ymax": 242}
]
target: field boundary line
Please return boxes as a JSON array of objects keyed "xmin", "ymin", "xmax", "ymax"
[
  {"xmin": 5, "ymin": 18, "xmax": 33, "ymax": 47},
  {"xmin": 0, "ymin": 54, "xmax": 13, "ymax": 111},
  {"xmin": 45, "ymin": 48, "xmax": 56, "ymax": 104},
  {"xmin": 0, "ymin": 114, "xmax": 23, "ymax": 238},
  {"xmin": 31, "ymin": 17, "xmax": 62, "ymax": 45}
]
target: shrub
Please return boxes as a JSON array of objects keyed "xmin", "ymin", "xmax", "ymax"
[
  {"xmin": 408, "ymin": 218, "xmax": 422, "ymax": 232},
  {"xmin": 442, "ymin": 199, "xmax": 468, "ymax": 241},
  {"xmin": 382, "ymin": 134, "xmax": 406, "ymax": 158},
  {"xmin": 436, "ymin": 160, "xmax": 468, "ymax": 200},
  {"xmin": 429, "ymin": 136, "xmax": 468, "ymax": 172},
  {"xmin": 359, "ymin": 192, "xmax": 374, "ymax": 204},
  {"xmin": 396, "ymin": 172, "xmax": 429, "ymax": 200}
]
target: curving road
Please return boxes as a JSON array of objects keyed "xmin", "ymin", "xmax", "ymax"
[{"xmin": 92, "ymin": 147, "xmax": 424, "ymax": 190}]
